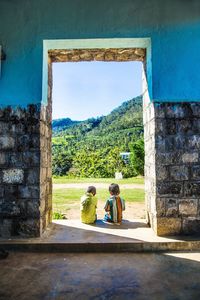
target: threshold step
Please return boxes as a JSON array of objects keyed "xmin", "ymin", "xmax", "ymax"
[
  {"xmin": 1, "ymin": 220, "xmax": 200, "ymax": 252},
  {"xmin": 1, "ymin": 241, "xmax": 200, "ymax": 253}
]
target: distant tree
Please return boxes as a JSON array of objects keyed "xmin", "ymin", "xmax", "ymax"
[
  {"xmin": 52, "ymin": 150, "xmax": 73, "ymax": 175},
  {"xmin": 129, "ymin": 138, "xmax": 144, "ymax": 176}
]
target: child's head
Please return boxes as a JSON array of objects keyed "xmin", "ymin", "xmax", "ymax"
[
  {"xmin": 87, "ymin": 186, "xmax": 96, "ymax": 196},
  {"xmin": 109, "ymin": 183, "xmax": 120, "ymax": 196}
]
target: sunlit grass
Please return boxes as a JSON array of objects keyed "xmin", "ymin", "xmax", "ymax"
[
  {"xmin": 53, "ymin": 176, "xmax": 144, "ymax": 185},
  {"xmin": 53, "ymin": 187, "xmax": 145, "ymax": 216}
]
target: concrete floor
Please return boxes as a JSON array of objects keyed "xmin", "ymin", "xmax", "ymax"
[
  {"xmin": 3, "ymin": 219, "xmax": 200, "ymax": 244},
  {"xmin": 47, "ymin": 219, "xmax": 198, "ymax": 243},
  {"xmin": 2, "ymin": 220, "xmax": 200, "ymax": 252},
  {"xmin": 0, "ymin": 252, "xmax": 200, "ymax": 300}
]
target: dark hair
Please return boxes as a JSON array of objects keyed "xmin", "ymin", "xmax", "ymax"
[
  {"xmin": 109, "ymin": 183, "xmax": 120, "ymax": 195},
  {"xmin": 87, "ymin": 186, "xmax": 96, "ymax": 195}
]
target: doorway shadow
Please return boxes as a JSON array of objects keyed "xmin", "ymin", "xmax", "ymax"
[
  {"xmin": 91, "ymin": 219, "xmax": 148, "ymax": 230},
  {"xmin": 41, "ymin": 218, "xmax": 200, "ymax": 244},
  {"xmin": 42, "ymin": 219, "xmax": 150, "ymax": 243}
]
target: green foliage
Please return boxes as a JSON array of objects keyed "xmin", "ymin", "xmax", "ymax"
[
  {"xmin": 52, "ymin": 149, "xmax": 73, "ymax": 175},
  {"xmin": 73, "ymin": 147, "xmax": 127, "ymax": 178},
  {"xmin": 52, "ymin": 96, "xmax": 144, "ymax": 177},
  {"xmin": 129, "ymin": 139, "xmax": 145, "ymax": 176},
  {"xmin": 52, "ymin": 212, "xmax": 66, "ymax": 220}
]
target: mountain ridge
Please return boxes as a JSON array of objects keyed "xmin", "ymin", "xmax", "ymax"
[
  {"xmin": 52, "ymin": 95, "xmax": 143, "ymax": 136},
  {"xmin": 52, "ymin": 118, "xmax": 80, "ymax": 133},
  {"xmin": 52, "ymin": 95, "xmax": 144, "ymax": 177}
]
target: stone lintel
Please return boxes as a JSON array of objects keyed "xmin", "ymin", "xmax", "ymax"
[{"xmin": 48, "ymin": 48, "xmax": 146, "ymax": 63}]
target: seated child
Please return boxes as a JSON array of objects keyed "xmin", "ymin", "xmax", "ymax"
[
  {"xmin": 80, "ymin": 186, "xmax": 97, "ymax": 224},
  {"xmin": 104, "ymin": 183, "xmax": 125, "ymax": 224}
]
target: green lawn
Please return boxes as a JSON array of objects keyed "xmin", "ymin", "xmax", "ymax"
[
  {"xmin": 52, "ymin": 176, "xmax": 145, "ymax": 218},
  {"xmin": 53, "ymin": 187, "xmax": 144, "ymax": 203},
  {"xmin": 53, "ymin": 187, "xmax": 145, "ymax": 216},
  {"xmin": 53, "ymin": 176, "xmax": 144, "ymax": 185}
]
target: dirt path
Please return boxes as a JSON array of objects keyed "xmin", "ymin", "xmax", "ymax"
[
  {"xmin": 53, "ymin": 183, "xmax": 144, "ymax": 190},
  {"xmin": 54, "ymin": 201, "xmax": 146, "ymax": 220}
]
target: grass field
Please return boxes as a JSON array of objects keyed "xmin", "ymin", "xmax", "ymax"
[
  {"xmin": 53, "ymin": 187, "xmax": 145, "ymax": 218},
  {"xmin": 53, "ymin": 176, "xmax": 144, "ymax": 185},
  {"xmin": 53, "ymin": 176, "xmax": 145, "ymax": 219},
  {"xmin": 53, "ymin": 188, "xmax": 145, "ymax": 204}
]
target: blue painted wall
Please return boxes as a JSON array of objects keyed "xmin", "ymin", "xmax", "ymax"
[{"xmin": 0, "ymin": 0, "xmax": 200, "ymax": 106}]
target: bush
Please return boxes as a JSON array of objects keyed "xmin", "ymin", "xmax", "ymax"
[
  {"xmin": 52, "ymin": 212, "xmax": 66, "ymax": 220},
  {"xmin": 129, "ymin": 138, "xmax": 144, "ymax": 176}
]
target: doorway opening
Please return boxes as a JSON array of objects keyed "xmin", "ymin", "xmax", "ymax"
[{"xmin": 48, "ymin": 47, "xmax": 147, "ymax": 223}]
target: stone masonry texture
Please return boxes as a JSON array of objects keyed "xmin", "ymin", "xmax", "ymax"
[
  {"xmin": 0, "ymin": 104, "xmax": 52, "ymax": 238},
  {"xmin": 144, "ymin": 101, "xmax": 200, "ymax": 235},
  {"xmin": 48, "ymin": 48, "xmax": 146, "ymax": 63}
]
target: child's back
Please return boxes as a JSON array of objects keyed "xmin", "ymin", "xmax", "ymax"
[
  {"xmin": 104, "ymin": 183, "xmax": 125, "ymax": 224},
  {"xmin": 104, "ymin": 195, "xmax": 125, "ymax": 223},
  {"xmin": 80, "ymin": 186, "xmax": 97, "ymax": 224}
]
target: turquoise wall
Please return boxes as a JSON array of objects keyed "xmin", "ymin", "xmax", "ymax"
[{"xmin": 0, "ymin": 0, "xmax": 200, "ymax": 106}]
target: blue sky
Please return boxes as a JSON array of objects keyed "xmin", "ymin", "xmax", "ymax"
[{"xmin": 52, "ymin": 61, "xmax": 142, "ymax": 120}]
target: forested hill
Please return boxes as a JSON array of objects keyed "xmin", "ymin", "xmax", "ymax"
[
  {"xmin": 52, "ymin": 95, "xmax": 143, "ymax": 137},
  {"xmin": 52, "ymin": 95, "xmax": 144, "ymax": 178},
  {"xmin": 52, "ymin": 118, "xmax": 80, "ymax": 133}
]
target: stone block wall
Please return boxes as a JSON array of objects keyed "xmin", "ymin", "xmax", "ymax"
[
  {"xmin": 0, "ymin": 104, "xmax": 52, "ymax": 238},
  {"xmin": 144, "ymin": 100, "xmax": 200, "ymax": 235}
]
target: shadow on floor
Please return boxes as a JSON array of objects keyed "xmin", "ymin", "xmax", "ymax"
[
  {"xmin": 42, "ymin": 219, "xmax": 149, "ymax": 243},
  {"xmin": 41, "ymin": 219, "xmax": 200, "ymax": 244},
  {"xmin": 91, "ymin": 219, "xmax": 148, "ymax": 230}
]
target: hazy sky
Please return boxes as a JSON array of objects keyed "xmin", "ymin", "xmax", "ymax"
[{"xmin": 52, "ymin": 61, "xmax": 142, "ymax": 120}]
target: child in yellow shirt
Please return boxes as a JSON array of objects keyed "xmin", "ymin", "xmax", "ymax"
[{"xmin": 80, "ymin": 186, "xmax": 97, "ymax": 224}]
